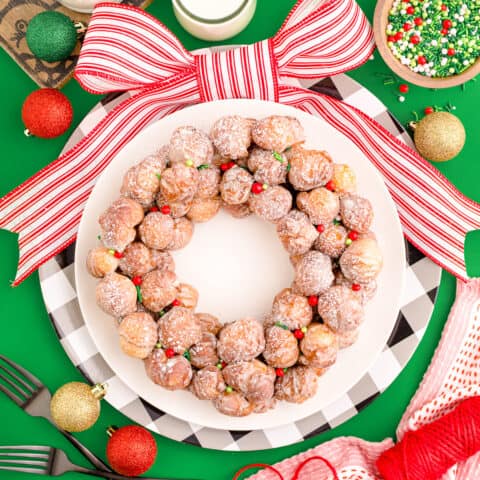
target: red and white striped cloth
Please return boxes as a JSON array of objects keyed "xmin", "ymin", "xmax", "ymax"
[
  {"xmin": 247, "ymin": 279, "xmax": 480, "ymax": 480},
  {"xmin": 0, "ymin": 0, "xmax": 478, "ymax": 285}
]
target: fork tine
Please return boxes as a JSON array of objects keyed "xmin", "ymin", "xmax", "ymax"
[
  {"xmin": 0, "ymin": 458, "xmax": 48, "ymax": 466},
  {"xmin": 0, "ymin": 382, "xmax": 24, "ymax": 405},
  {"xmin": 0, "ymin": 370, "xmax": 30, "ymax": 400},
  {"xmin": 0, "ymin": 354, "xmax": 43, "ymax": 388},
  {"xmin": 0, "ymin": 446, "xmax": 51, "ymax": 452},
  {"xmin": 0, "ymin": 451, "xmax": 49, "ymax": 459},
  {"xmin": 0, "ymin": 364, "xmax": 36, "ymax": 394},
  {"xmin": 0, "ymin": 465, "xmax": 48, "ymax": 474}
]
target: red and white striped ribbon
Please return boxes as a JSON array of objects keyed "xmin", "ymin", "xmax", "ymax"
[{"xmin": 0, "ymin": 0, "xmax": 477, "ymax": 286}]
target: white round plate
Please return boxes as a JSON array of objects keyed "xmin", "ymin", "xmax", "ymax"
[{"xmin": 75, "ymin": 99, "xmax": 406, "ymax": 431}]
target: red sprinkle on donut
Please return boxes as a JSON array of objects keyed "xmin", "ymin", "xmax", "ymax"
[
  {"xmin": 275, "ymin": 368, "xmax": 285, "ymax": 377},
  {"xmin": 150, "ymin": 206, "xmax": 159, "ymax": 212},
  {"xmin": 308, "ymin": 295, "xmax": 319, "ymax": 307},
  {"xmin": 113, "ymin": 251, "xmax": 123, "ymax": 259},
  {"xmin": 325, "ymin": 180, "xmax": 335, "ymax": 191},
  {"xmin": 172, "ymin": 299, "xmax": 181, "ymax": 307},
  {"xmin": 220, "ymin": 161, "xmax": 235, "ymax": 172},
  {"xmin": 165, "ymin": 348, "xmax": 175, "ymax": 358},
  {"xmin": 132, "ymin": 276, "xmax": 142, "ymax": 286},
  {"xmin": 251, "ymin": 182, "xmax": 264, "ymax": 194},
  {"xmin": 352, "ymin": 283, "xmax": 361, "ymax": 292},
  {"xmin": 316, "ymin": 224, "xmax": 325, "ymax": 233},
  {"xmin": 293, "ymin": 329, "xmax": 305, "ymax": 340},
  {"xmin": 160, "ymin": 205, "xmax": 171, "ymax": 215},
  {"xmin": 348, "ymin": 230, "xmax": 359, "ymax": 241}
]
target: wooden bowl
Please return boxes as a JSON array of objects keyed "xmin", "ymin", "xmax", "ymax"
[{"xmin": 373, "ymin": 0, "xmax": 480, "ymax": 88}]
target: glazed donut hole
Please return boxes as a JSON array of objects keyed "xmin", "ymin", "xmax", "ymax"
[{"xmin": 91, "ymin": 114, "xmax": 383, "ymax": 417}]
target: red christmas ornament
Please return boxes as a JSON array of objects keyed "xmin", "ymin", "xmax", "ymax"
[
  {"xmin": 22, "ymin": 88, "xmax": 73, "ymax": 139},
  {"xmin": 106, "ymin": 425, "xmax": 157, "ymax": 477}
]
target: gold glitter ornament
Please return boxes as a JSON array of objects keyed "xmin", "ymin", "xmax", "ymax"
[
  {"xmin": 412, "ymin": 112, "xmax": 466, "ymax": 162},
  {"xmin": 50, "ymin": 382, "xmax": 107, "ymax": 432}
]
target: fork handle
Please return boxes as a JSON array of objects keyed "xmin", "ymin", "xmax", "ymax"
[
  {"xmin": 59, "ymin": 429, "xmax": 112, "ymax": 472},
  {"xmin": 74, "ymin": 466, "xmax": 197, "ymax": 480}
]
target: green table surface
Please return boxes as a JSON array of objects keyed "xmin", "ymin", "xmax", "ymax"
[{"xmin": 0, "ymin": 1, "xmax": 479, "ymax": 479}]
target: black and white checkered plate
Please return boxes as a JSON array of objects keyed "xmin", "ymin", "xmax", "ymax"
[{"xmin": 39, "ymin": 72, "xmax": 441, "ymax": 451}]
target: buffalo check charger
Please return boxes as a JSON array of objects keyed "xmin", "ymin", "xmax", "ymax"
[{"xmin": 38, "ymin": 71, "xmax": 441, "ymax": 451}]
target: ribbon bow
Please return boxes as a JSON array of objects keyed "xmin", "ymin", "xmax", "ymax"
[{"xmin": 0, "ymin": 0, "xmax": 478, "ymax": 285}]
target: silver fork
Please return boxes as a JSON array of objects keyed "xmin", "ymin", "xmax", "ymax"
[
  {"xmin": 0, "ymin": 354, "xmax": 112, "ymax": 473},
  {"xmin": 0, "ymin": 445, "xmax": 179, "ymax": 479}
]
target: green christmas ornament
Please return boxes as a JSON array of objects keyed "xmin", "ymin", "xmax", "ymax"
[{"xmin": 26, "ymin": 11, "xmax": 81, "ymax": 63}]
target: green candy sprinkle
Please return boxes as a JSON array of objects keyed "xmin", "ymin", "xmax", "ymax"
[
  {"xmin": 216, "ymin": 362, "xmax": 223, "ymax": 370},
  {"xmin": 183, "ymin": 350, "xmax": 191, "ymax": 361},
  {"xmin": 345, "ymin": 238, "xmax": 353, "ymax": 246},
  {"xmin": 301, "ymin": 326, "xmax": 308, "ymax": 333},
  {"xmin": 155, "ymin": 173, "xmax": 161, "ymax": 180},
  {"xmin": 136, "ymin": 285, "xmax": 142, "ymax": 303},
  {"xmin": 97, "ymin": 235, "xmax": 101, "ymax": 240},
  {"xmin": 225, "ymin": 386, "xmax": 233, "ymax": 394},
  {"xmin": 155, "ymin": 342, "xmax": 163, "ymax": 349},
  {"xmin": 275, "ymin": 322, "xmax": 289, "ymax": 330},
  {"xmin": 185, "ymin": 159, "xmax": 194, "ymax": 167},
  {"xmin": 333, "ymin": 219, "xmax": 341, "ymax": 225},
  {"xmin": 272, "ymin": 151, "xmax": 284, "ymax": 163},
  {"xmin": 197, "ymin": 164, "xmax": 210, "ymax": 170},
  {"xmin": 158, "ymin": 310, "xmax": 165, "ymax": 317},
  {"xmin": 286, "ymin": 163, "xmax": 291, "ymax": 172}
]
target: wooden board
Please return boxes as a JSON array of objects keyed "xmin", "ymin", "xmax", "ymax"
[{"xmin": 0, "ymin": 0, "xmax": 152, "ymax": 88}]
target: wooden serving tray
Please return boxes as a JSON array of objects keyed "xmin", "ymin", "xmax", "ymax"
[{"xmin": 0, "ymin": 0, "xmax": 152, "ymax": 88}]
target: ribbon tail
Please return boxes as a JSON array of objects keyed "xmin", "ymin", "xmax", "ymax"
[
  {"xmin": 278, "ymin": 85, "xmax": 480, "ymax": 282},
  {"xmin": 0, "ymin": 74, "xmax": 200, "ymax": 286}
]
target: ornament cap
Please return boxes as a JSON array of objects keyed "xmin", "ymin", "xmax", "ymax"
[
  {"xmin": 106, "ymin": 425, "xmax": 118, "ymax": 437},
  {"xmin": 24, "ymin": 128, "xmax": 32, "ymax": 137},
  {"xmin": 91, "ymin": 382, "xmax": 107, "ymax": 400},
  {"xmin": 408, "ymin": 121, "xmax": 418, "ymax": 131},
  {"xmin": 74, "ymin": 22, "xmax": 88, "ymax": 36}
]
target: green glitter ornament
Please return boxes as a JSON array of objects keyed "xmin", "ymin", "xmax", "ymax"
[{"xmin": 26, "ymin": 11, "xmax": 79, "ymax": 63}]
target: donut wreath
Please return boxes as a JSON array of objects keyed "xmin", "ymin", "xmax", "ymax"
[{"xmin": 88, "ymin": 115, "xmax": 383, "ymax": 417}]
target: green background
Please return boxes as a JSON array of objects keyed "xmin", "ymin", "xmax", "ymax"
[{"xmin": 0, "ymin": 0, "xmax": 478, "ymax": 478}]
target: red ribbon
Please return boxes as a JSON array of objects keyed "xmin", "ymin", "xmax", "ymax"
[{"xmin": 0, "ymin": 0, "xmax": 477, "ymax": 285}]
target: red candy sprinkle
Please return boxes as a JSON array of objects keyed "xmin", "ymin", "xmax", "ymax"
[
  {"xmin": 221, "ymin": 361, "xmax": 227, "ymax": 369},
  {"xmin": 325, "ymin": 180, "xmax": 335, "ymax": 191},
  {"xmin": 441, "ymin": 3, "xmax": 447, "ymax": 10},
  {"xmin": 443, "ymin": 19, "xmax": 452, "ymax": 29},
  {"xmin": 220, "ymin": 161, "xmax": 235, "ymax": 172},
  {"xmin": 132, "ymin": 276, "xmax": 142, "ymax": 286},
  {"xmin": 406, "ymin": 5, "xmax": 415, "ymax": 14},
  {"xmin": 308, "ymin": 295, "xmax": 318, "ymax": 307},
  {"xmin": 352, "ymin": 283, "xmax": 361, "ymax": 292},
  {"xmin": 424, "ymin": 106, "xmax": 434, "ymax": 115},
  {"xmin": 417, "ymin": 55, "xmax": 427, "ymax": 65},
  {"xmin": 447, "ymin": 48, "xmax": 455, "ymax": 56},
  {"xmin": 394, "ymin": 31, "xmax": 403, "ymax": 41},
  {"xmin": 388, "ymin": 35, "xmax": 396, "ymax": 42},
  {"xmin": 149, "ymin": 206, "xmax": 159, "ymax": 212},
  {"xmin": 441, "ymin": 28, "xmax": 448, "ymax": 35},
  {"xmin": 165, "ymin": 348, "xmax": 175, "ymax": 358},
  {"xmin": 316, "ymin": 224, "xmax": 325, "ymax": 233},
  {"xmin": 410, "ymin": 35, "xmax": 420, "ymax": 44},
  {"xmin": 414, "ymin": 17, "xmax": 423, "ymax": 26},
  {"xmin": 160, "ymin": 205, "xmax": 171, "ymax": 215},
  {"xmin": 172, "ymin": 299, "xmax": 181, "ymax": 307},
  {"xmin": 399, "ymin": 84, "xmax": 409, "ymax": 94},
  {"xmin": 251, "ymin": 182, "xmax": 264, "ymax": 194},
  {"xmin": 275, "ymin": 368, "xmax": 285, "ymax": 377},
  {"xmin": 348, "ymin": 230, "xmax": 359, "ymax": 241},
  {"xmin": 403, "ymin": 22, "xmax": 412, "ymax": 31},
  {"xmin": 293, "ymin": 329, "xmax": 305, "ymax": 340},
  {"xmin": 113, "ymin": 251, "xmax": 123, "ymax": 259}
]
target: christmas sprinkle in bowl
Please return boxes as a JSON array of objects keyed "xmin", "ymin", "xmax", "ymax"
[{"xmin": 374, "ymin": 0, "xmax": 480, "ymax": 88}]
